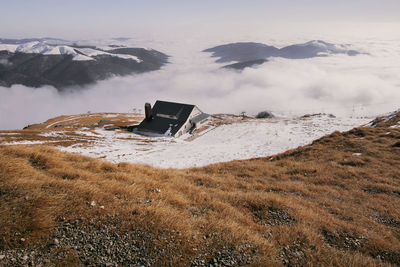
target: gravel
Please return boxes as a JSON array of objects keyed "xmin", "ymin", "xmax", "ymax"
[
  {"xmin": 0, "ymin": 217, "xmax": 258, "ymax": 266},
  {"xmin": 0, "ymin": 217, "xmax": 155, "ymax": 266}
]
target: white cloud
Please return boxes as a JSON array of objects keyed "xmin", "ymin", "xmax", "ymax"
[{"xmin": 1, "ymin": 36, "xmax": 400, "ymax": 130}]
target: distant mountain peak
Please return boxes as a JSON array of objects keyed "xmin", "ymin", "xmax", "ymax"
[
  {"xmin": 0, "ymin": 38, "xmax": 169, "ymax": 90},
  {"xmin": 204, "ymin": 40, "xmax": 361, "ymax": 70}
]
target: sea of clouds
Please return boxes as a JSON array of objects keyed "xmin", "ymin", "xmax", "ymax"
[{"xmin": 1, "ymin": 28, "xmax": 400, "ymax": 130}]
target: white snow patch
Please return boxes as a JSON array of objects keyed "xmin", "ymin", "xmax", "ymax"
[
  {"xmin": 39, "ymin": 131, "xmax": 64, "ymax": 137},
  {"xmin": 0, "ymin": 44, "xmax": 18, "ymax": 53},
  {"xmin": 76, "ymin": 48, "xmax": 141, "ymax": 62},
  {"xmin": 352, "ymin": 153, "xmax": 362, "ymax": 156},
  {"xmin": 58, "ymin": 115, "xmax": 369, "ymax": 169},
  {"xmin": 43, "ymin": 45, "xmax": 77, "ymax": 56},
  {"xmin": 384, "ymin": 114, "xmax": 397, "ymax": 122},
  {"xmin": 74, "ymin": 130, "xmax": 101, "ymax": 137},
  {"xmin": 15, "ymin": 41, "xmax": 50, "ymax": 54},
  {"xmin": 72, "ymin": 54, "xmax": 95, "ymax": 61},
  {"xmin": 390, "ymin": 122, "xmax": 400, "ymax": 129},
  {"xmin": 0, "ymin": 132, "xmax": 21, "ymax": 135},
  {"xmin": 102, "ymin": 114, "xmax": 127, "ymax": 118},
  {"xmin": 45, "ymin": 116, "xmax": 82, "ymax": 128},
  {"xmin": 4, "ymin": 140, "xmax": 50, "ymax": 145}
]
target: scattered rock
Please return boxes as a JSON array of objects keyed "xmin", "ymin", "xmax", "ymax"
[
  {"xmin": 190, "ymin": 244, "xmax": 257, "ymax": 266},
  {"xmin": 278, "ymin": 241, "xmax": 308, "ymax": 266},
  {"xmin": 0, "ymin": 218, "xmax": 156, "ymax": 266},
  {"xmin": 249, "ymin": 205, "xmax": 296, "ymax": 226},
  {"xmin": 255, "ymin": 111, "xmax": 275, "ymax": 119},
  {"xmin": 301, "ymin": 113, "xmax": 335, "ymax": 119},
  {"xmin": 362, "ymin": 186, "xmax": 389, "ymax": 195},
  {"xmin": 2, "ymin": 217, "xmax": 255, "ymax": 266},
  {"xmin": 371, "ymin": 214, "xmax": 400, "ymax": 228},
  {"xmin": 373, "ymin": 251, "xmax": 400, "ymax": 266},
  {"xmin": 23, "ymin": 124, "xmax": 36, "ymax": 130},
  {"xmin": 0, "ymin": 216, "xmax": 259, "ymax": 266},
  {"xmin": 322, "ymin": 229, "xmax": 366, "ymax": 250}
]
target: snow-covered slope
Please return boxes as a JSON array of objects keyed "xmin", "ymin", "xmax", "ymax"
[
  {"xmin": 0, "ymin": 113, "xmax": 373, "ymax": 169},
  {"xmin": 48, "ymin": 115, "xmax": 369, "ymax": 169}
]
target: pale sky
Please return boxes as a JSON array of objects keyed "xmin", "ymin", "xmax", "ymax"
[
  {"xmin": 1, "ymin": 0, "xmax": 400, "ymax": 130},
  {"xmin": 1, "ymin": 0, "xmax": 399, "ymax": 39}
]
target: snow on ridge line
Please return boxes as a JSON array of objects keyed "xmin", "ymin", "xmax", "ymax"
[
  {"xmin": 75, "ymin": 48, "xmax": 142, "ymax": 62},
  {"xmin": 294, "ymin": 40, "xmax": 351, "ymax": 52},
  {"xmin": 0, "ymin": 44, "xmax": 18, "ymax": 53},
  {"xmin": 0, "ymin": 41, "xmax": 142, "ymax": 62}
]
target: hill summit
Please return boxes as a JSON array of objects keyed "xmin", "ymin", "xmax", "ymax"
[
  {"xmin": 0, "ymin": 38, "xmax": 168, "ymax": 90},
  {"xmin": 204, "ymin": 40, "xmax": 360, "ymax": 69}
]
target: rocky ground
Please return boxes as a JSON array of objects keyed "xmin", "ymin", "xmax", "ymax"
[{"xmin": 0, "ymin": 216, "xmax": 258, "ymax": 266}]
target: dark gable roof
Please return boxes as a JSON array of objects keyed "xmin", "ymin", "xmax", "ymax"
[{"xmin": 136, "ymin": 100, "xmax": 195, "ymax": 136}]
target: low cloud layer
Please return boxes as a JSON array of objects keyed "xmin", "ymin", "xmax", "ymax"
[{"xmin": 1, "ymin": 37, "xmax": 400, "ymax": 130}]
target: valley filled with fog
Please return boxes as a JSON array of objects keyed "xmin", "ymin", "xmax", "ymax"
[{"xmin": 1, "ymin": 27, "xmax": 400, "ymax": 130}]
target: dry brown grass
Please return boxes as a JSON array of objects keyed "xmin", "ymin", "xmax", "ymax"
[
  {"xmin": 0, "ymin": 113, "xmax": 399, "ymax": 266},
  {"xmin": 0, "ymin": 113, "xmax": 144, "ymax": 148},
  {"xmin": 28, "ymin": 112, "xmax": 143, "ymax": 131}
]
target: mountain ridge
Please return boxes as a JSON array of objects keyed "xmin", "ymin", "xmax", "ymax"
[
  {"xmin": 0, "ymin": 38, "xmax": 169, "ymax": 90},
  {"xmin": 204, "ymin": 40, "xmax": 361, "ymax": 70}
]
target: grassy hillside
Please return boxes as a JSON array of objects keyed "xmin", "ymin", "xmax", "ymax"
[{"xmin": 0, "ymin": 112, "xmax": 399, "ymax": 266}]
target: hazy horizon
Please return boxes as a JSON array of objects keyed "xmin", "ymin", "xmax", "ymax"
[
  {"xmin": 1, "ymin": 1, "xmax": 400, "ymax": 130},
  {"xmin": 1, "ymin": 0, "xmax": 400, "ymax": 39}
]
